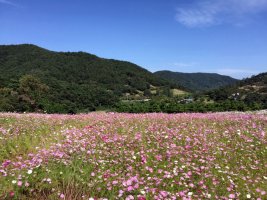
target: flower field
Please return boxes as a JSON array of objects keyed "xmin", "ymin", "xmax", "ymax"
[{"xmin": 0, "ymin": 112, "xmax": 266, "ymax": 200}]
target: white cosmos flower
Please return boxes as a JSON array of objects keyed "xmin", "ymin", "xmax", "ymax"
[{"xmin": 188, "ymin": 192, "xmax": 193, "ymax": 196}]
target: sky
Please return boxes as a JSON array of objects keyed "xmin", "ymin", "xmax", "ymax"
[{"xmin": 0, "ymin": 0, "xmax": 267, "ymax": 79}]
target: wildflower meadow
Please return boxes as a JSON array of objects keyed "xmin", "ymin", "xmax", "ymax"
[{"xmin": 0, "ymin": 112, "xmax": 266, "ymax": 200}]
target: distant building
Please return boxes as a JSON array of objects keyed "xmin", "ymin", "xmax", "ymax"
[{"xmin": 179, "ymin": 97, "xmax": 194, "ymax": 104}]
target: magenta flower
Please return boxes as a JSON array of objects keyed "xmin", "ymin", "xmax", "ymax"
[
  {"xmin": 9, "ymin": 191, "xmax": 15, "ymax": 197},
  {"xmin": 2, "ymin": 160, "xmax": 11, "ymax": 168},
  {"xmin": 159, "ymin": 191, "xmax": 168, "ymax": 197},
  {"xmin": 127, "ymin": 186, "xmax": 134, "ymax": 192},
  {"xmin": 179, "ymin": 191, "xmax": 185, "ymax": 197},
  {"xmin": 17, "ymin": 181, "xmax": 23, "ymax": 187},
  {"xmin": 229, "ymin": 194, "xmax": 235, "ymax": 199},
  {"xmin": 138, "ymin": 196, "xmax": 146, "ymax": 200},
  {"xmin": 155, "ymin": 155, "xmax": 162, "ymax": 161}
]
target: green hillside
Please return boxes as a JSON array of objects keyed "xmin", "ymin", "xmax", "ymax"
[
  {"xmin": 0, "ymin": 44, "xmax": 173, "ymax": 113},
  {"xmin": 208, "ymin": 72, "xmax": 267, "ymax": 108},
  {"xmin": 115, "ymin": 72, "xmax": 267, "ymax": 113},
  {"xmin": 154, "ymin": 70, "xmax": 238, "ymax": 92}
]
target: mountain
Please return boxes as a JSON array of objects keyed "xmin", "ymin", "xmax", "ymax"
[
  {"xmin": 0, "ymin": 44, "xmax": 168, "ymax": 91},
  {"xmin": 0, "ymin": 44, "xmax": 174, "ymax": 113},
  {"xmin": 208, "ymin": 72, "xmax": 267, "ymax": 107},
  {"xmin": 154, "ymin": 70, "xmax": 238, "ymax": 92}
]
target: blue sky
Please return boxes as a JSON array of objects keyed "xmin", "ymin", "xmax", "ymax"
[{"xmin": 0, "ymin": 0, "xmax": 267, "ymax": 79}]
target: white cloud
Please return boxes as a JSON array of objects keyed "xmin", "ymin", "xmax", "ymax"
[
  {"xmin": 0, "ymin": 0, "xmax": 18, "ymax": 7},
  {"xmin": 175, "ymin": 0, "xmax": 267, "ymax": 27}
]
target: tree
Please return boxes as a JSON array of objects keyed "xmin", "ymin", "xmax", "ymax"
[
  {"xmin": 0, "ymin": 88, "xmax": 19, "ymax": 111},
  {"xmin": 18, "ymin": 75, "xmax": 49, "ymax": 111}
]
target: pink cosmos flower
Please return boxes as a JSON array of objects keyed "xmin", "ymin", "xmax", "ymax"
[
  {"xmin": 126, "ymin": 179, "xmax": 132, "ymax": 186},
  {"xmin": 9, "ymin": 191, "xmax": 15, "ymax": 197},
  {"xmin": 126, "ymin": 195, "xmax": 134, "ymax": 200},
  {"xmin": 189, "ymin": 183, "xmax": 194, "ymax": 188},
  {"xmin": 138, "ymin": 196, "xmax": 146, "ymax": 200},
  {"xmin": 135, "ymin": 133, "xmax": 142, "ymax": 140},
  {"xmin": 256, "ymin": 188, "xmax": 261, "ymax": 192},
  {"xmin": 155, "ymin": 155, "xmax": 162, "ymax": 161},
  {"xmin": 2, "ymin": 160, "xmax": 11, "ymax": 168},
  {"xmin": 102, "ymin": 135, "xmax": 108, "ymax": 142},
  {"xmin": 159, "ymin": 191, "xmax": 168, "ymax": 197},
  {"xmin": 118, "ymin": 190, "xmax": 124, "ymax": 197},
  {"xmin": 112, "ymin": 180, "xmax": 118, "ymax": 185},
  {"xmin": 229, "ymin": 194, "xmax": 235, "ymax": 199},
  {"xmin": 179, "ymin": 191, "xmax": 185, "ymax": 197},
  {"xmin": 185, "ymin": 145, "xmax": 191, "ymax": 149},
  {"xmin": 0, "ymin": 169, "xmax": 7, "ymax": 176},
  {"xmin": 17, "ymin": 181, "xmax": 23, "ymax": 187},
  {"xmin": 127, "ymin": 186, "xmax": 134, "ymax": 191},
  {"xmin": 141, "ymin": 155, "xmax": 147, "ymax": 164},
  {"xmin": 261, "ymin": 131, "xmax": 265, "ymax": 137},
  {"xmin": 134, "ymin": 183, "xmax": 139, "ymax": 189},
  {"xmin": 198, "ymin": 180, "xmax": 204, "ymax": 185}
]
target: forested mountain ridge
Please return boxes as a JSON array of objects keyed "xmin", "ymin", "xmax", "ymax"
[
  {"xmin": 0, "ymin": 44, "xmax": 168, "ymax": 91},
  {"xmin": 207, "ymin": 72, "xmax": 267, "ymax": 107},
  {"xmin": 0, "ymin": 44, "xmax": 174, "ymax": 113},
  {"xmin": 154, "ymin": 70, "xmax": 238, "ymax": 92}
]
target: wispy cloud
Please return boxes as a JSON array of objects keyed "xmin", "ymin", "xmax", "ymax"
[
  {"xmin": 175, "ymin": 0, "xmax": 267, "ymax": 27},
  {"xmin": 0, "ymin": 0, "xmax": 18, "ymax": 7}
]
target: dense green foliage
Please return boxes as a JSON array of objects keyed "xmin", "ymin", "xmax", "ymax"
[
  {"xmin": 0, "ymin": 44, "xmax": 171, "ymax": 113},
  {"xmin": 154, "ymin": 70, "xmax": 238, "ymax": 92},
  {"xmin": 114, "ymin": 98, "xmax": 264, "ymax": 113}
]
